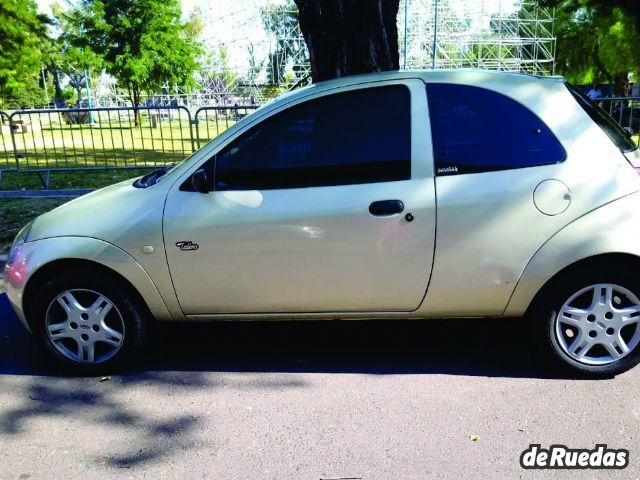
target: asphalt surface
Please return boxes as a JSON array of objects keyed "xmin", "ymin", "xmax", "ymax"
[{"xmin": 0, "ymin": 292, "xmax": 639, "ymax": 480}]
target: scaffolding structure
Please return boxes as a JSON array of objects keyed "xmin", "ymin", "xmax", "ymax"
[
  {"xmin": 92, "ymin": 0, "xmax": 555, "ymax": 107},
  {"xmin": 399, "ymin": 0, "xmax": 556, "ymax": 75},
  {"xmin": 186, "ymin": 0, "xmax": 310, "ymax": 105}
]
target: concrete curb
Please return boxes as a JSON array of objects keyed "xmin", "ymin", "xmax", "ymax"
[{"xmin": 0, "ymin": 189, "xmax": 93, "ymax": 198}]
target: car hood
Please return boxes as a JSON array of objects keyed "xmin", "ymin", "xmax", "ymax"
[{"xmin": 28, "ymin": 178, "xmax": 169, "ymax": 251}]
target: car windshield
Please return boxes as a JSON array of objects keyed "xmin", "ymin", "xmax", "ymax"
[{"xmin": 566, "ymin": 82, "xmax": 638, "ymax": 153}]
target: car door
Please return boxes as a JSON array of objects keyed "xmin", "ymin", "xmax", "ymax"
[{"xmin": 163, "ymin": 80, "xmax": 436, "ymax": 315}]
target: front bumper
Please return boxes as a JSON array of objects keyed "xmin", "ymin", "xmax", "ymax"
[
  {"xmin": 0, "ymin": 253, "xmax": 23, "ymax": 333},
  {"xmin": 3, "ymin": 245, "xmax": 32, "ymax": 332}
]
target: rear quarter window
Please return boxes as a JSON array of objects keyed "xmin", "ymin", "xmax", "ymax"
[{"xmin": 427, "ymin": 83, "xmax": 566, "ymax": 175}]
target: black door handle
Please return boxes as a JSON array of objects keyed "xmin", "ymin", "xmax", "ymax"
[{"xmin": 369, "ymin": 200, "xmax": 404, "ymax": 216}]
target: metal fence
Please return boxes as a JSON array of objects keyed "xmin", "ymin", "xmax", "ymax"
[
  {"xmin": 0, "ymin": 97, "xmax": 639, "ymax": 184},
  {"xmin": 0, "ymin": 110, "xmax": 12, "ymax": 172},
  {"xmin": 593, "ymin": 97, "xmax": 640, "ymax": 135},
  {"xmin": 0, "ymin": 105, "xmax": 259, "ymax": 182}
]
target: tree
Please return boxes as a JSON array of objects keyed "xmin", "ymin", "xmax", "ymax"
[
  {"xmin": 294, "ymin": 0, "xmax": 400, "ymax": 83},
  {"xmin": 51, "ymin": 6, "xmax": 103, "ymax": 107},
  {"xmin": 75, "ymin": 0, "xmax": 202, "ymax": 124},
  {"xmin": 185, "ymin": 6, "xmax": 205, "ymax": 39},
  {"xmin": 0, "ymin": 0, "xmax": 50, "ymax": 107},
  {"xmin": 546, "ymin": 1, "xmax": 640, "ymax": 84}
]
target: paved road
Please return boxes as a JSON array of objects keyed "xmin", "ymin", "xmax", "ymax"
[{"xmin": 0, "ymin": 293, "xmax": 638, "ymax": 480}]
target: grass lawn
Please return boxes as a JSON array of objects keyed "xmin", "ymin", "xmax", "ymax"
[{"xmin": 0, "ymin": 198, "xmax": 70, "ymax": 253}]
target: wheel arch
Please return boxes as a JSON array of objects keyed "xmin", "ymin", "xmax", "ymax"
[
  {"xmin": 5, "ymin": 236, "xmax": 176, "ymax": 332},
  {"xmin": 521, "ymin": 253, "xmax": 640, "ymax": 317},
  {"xmin": 504, "ymin": 192, "xmax": 640, "ymax": 318},
  {"xmin": 22, "ymin": 258, "xmax": 154, "ymax": 328}
]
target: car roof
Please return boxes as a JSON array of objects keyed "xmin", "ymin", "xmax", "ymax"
[
  {"xmin": 318, "ymin": 68, "xmax": 564, "ymax": 85},
  {"xmin": 267, "ymin": 69, "xmax": 566, "ymax": 107}
]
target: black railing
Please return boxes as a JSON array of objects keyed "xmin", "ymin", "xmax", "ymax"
[
  {"xmin": 0, "ymin": 105, "xmax": 258, "ymax": 176},
  {"xmin": 594, "ymin": 96, "xmax": 640, "ymax": 135}
]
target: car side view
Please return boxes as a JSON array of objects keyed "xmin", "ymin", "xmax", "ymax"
[{"xmin": 5, "ymin": 70, "xmax": 640, "ymax": 377}]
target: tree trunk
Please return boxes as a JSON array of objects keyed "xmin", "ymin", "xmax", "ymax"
[
  {"xmin": 50, "ymin": 66, "xmax": 64, "ymax": 102},
  {"xmin": 130, "ymin": 85, "xmax": 142, "ymax": 127},
  {"xmin": 294, "ymin": 0, "xmax": 400, "ymax": 83}
]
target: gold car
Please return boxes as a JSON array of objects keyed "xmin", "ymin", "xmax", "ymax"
[{"xmin": 5, "ymin": 71, "xmax": 640, "ymax": 377}]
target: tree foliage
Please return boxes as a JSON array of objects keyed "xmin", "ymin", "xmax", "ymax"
[
  {"xmin": 75, "ymin": 0, "xmax": 202, "ymax": 122},
  {"xmin": 0, "ymin": 0, "xmax": 50, "ymax": 107},
  {"xmin": 543, "ymin": 0, "xmax": 640, "ymax": 84},
  {"xmin": 50, "ymin": 6, "xmax": 104, "ymax": 106},
  {"xmin": 543, "ymin": 0, "xmax": 639, "ymax": 29}
]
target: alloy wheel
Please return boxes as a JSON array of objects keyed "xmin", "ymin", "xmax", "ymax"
[
  {"xmin": 555, "ymin": 283, "xmax": 640, "ymax": 366},
  {"xmin": 44, "ymin": 289, "xmax": 125, "ymax": 364}
]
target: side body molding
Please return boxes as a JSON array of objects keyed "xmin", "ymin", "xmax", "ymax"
[
  {"xmin": 504, "ymin": 192, "xmax": 640, "ymax": 317},
  {"xmin": 6, "ymin": 236, "xmax": 178, "ymax": 329}
]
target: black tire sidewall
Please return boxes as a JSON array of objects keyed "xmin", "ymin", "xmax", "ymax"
[
  {"xmin": 27, "ymin": 272, "xmax": 146, "ymax": 375},
  {"xmin": 541, "ymin": 265, "xmax": 640, "ymax": 378}
]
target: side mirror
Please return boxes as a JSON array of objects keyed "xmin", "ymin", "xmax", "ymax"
[{"xmin": 190, "ymin": 168, "xmax": 209, "ymax": 194}]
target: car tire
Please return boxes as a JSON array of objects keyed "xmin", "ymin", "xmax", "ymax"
[
  {"xmin": 27, "ymin": 270, "xmax": 147, "ymax": 375},
  {"xmin": 535, "ymin": 263, "xmax": 640, "ymax": 378}
]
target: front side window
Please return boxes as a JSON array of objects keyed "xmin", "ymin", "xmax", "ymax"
[
  {"xmin": 214, "ymin": 86, "xmax": 411, "ymax": 190},
  {"xmin": 427, "ymin": 83, "xmax": 566, "ymax": 175}
]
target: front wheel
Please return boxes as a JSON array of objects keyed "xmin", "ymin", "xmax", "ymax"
[
  {"xmin": 28, "ymin": 271, "xmax": 147, "ymax": 374},
  {"xmin": 540, "ymin": 268, "xmax": 640, "ymax": 378}
]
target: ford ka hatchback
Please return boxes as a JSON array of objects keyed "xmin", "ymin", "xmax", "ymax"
[{"xmin": 5, "ymin": 70, "xmax": 640, "ymax": 377}]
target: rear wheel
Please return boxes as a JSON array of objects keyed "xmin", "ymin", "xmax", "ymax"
[
  {"xmin": 539, "ymin": 266, "xmax": 640, "ymax": 378},
  {"xmin": 27, "ymin": 271, "xmax": 146, "ymax": 374}
]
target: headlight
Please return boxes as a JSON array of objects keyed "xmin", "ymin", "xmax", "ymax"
[{"xmin": 6, "ymin": 222, "xmax": 32, "ymax": 267}]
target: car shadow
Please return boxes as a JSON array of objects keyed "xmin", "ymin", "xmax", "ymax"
[{"xmin": 0, "ymin": 293, "xmax": 563, "ymax": 379}]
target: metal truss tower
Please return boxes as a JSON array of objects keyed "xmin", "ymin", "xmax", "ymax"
[
  {"xmin": 186, "ymin": 0, "xmax": 310, "ymax": 106},
  {"xmin": 398, "ymin": 0, "xmax": 556, "ymax": 75}
]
